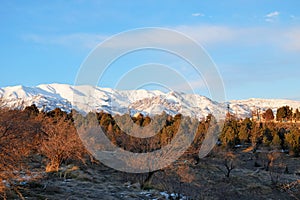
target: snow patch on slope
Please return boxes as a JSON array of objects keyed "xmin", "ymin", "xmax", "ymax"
[{"xmin": 0, "ymin": 83, "xmax": 299, "ymax": 119}]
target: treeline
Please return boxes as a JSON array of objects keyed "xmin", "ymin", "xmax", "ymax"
[
  {"xmin": 253, "ymin": 106, "xmax": 300, "ymax": 122},
  {"xmin": 73, "ymin": 106, "xmax": 300, "ymax": 158},
  {"xmin": 220, "ymin": 117, "xmax": 300, "ymax": 156},
  {"xmin": 73, "ymin": 110, "xmax": 208, "ymax": 154}
]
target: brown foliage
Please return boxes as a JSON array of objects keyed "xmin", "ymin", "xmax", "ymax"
[
  {"xmin": 0, "ymin": 109, "xmax": 42, "ymax": 196},
  {"xmin": 0, "ymin": 106, "xmax": 89, "ymax": 197},
  {"xmin": 39, "ymin": 114, "xmax": 88, "ymax": 172},
  {"xmin": 262, "ymin": 108, "xmax": 274, "ymax": 121}
]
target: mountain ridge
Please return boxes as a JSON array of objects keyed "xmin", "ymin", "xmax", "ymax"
[{"xmin": 1, "ymin": 83, "xmax": 300, "ymax": 119}]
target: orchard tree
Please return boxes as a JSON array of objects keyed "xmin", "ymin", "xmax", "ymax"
[
  {"xmin": 23, "ymin": 104, "xmax": 39, "ymax": 117},
  {"xmin": 40, "ymin": 113, "xmax": 87, "ymax": 172},
  {"xmin": 293, "ymin": 108, "xmax": 300, "ymax": 122},
  {"xmin": 0, "ymin": 109, "xmax": 42, "ymax": 197},
  {"xmin": 262, "ymin": 108, "xmax": 274, "ymax": 122},
  {"xmin": 285, "ymin": 126, "xmax": 300, "ymax": 156},
  {"xmin": 262, "ymin": 127, "xmax": 273, "ymax": 146},
  {"xmin": 271, "ymin": 133, "xmax": 281, "ymax": 149},
  {"xmin": 220, "ymin": 120, "xmax": 239, "ymax": 148},
  {"xmin": 238, "ymin": 118, "xmax": 252, "ymax": 144},
  {"xmin": 276, "ymin": 106, "xmax": 293, "ymax": 122}
]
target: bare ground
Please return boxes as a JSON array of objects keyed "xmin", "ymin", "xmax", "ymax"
[{"xmin": 6, "ymin": 148, "xmax": 300, "ymax": 200}]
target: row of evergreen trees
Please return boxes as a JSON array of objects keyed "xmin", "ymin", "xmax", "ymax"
[
  {"xmin": 71, "ymin": 107, "xmax": 300, "ymax": 157},
  {"xmin": 220, "ymin": 118, "xmax": 300, "ymax": 156},
  {"xmin": 22, "ymin": 104, "xmax": 300, "ymax": 158},
  {"xmin": 254, "ymin": 106, "xmax": 300, "ymax": 122}
]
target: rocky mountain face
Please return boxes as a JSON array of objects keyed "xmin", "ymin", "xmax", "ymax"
[{"xmin": 1, "ymin": 83, "xmax": 299, "ymax": 119}]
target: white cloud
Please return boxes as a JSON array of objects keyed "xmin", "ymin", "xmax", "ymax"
[
  {"xmin": 266, "ymin": 11, "xmax": 280, "ymax": 18},
  {"xmin": 23, "ymin": 29, "xmax": 218, "ymax": 53},
  {"xmin": 175, "ymin": 25, "xmax": 237, "ymax": 46},
  {"xmin": 22, "ymin": 33, "xmax": 107, "ymax": 49},
  {"xmin": 22, "ymin": 29, "xmax": 202, "ymax": 50},
  {"xmin": 175, "ymin": 25, "xmax": 300, "ymax": 52},
  {"xmin": 21, "ymin": 25, "xmax": 300, "ymax": 53},
  {"xmin": 85, "ymin": 27, "xmax": 235, "ymax": 50},
  {"xmin": 192, "ymin": 13, "xmax": 204, "ymax": 17},
  {"xmin": 20, "ymin": 26, "xmax": 249, "ymax": 51},
  {"xmin": 175, "ymin": 26, "xmax": 274, "ymax": 47},
  {"xmin": 265, "ymin": 11, "xmax": 280, "ymax": 22}
]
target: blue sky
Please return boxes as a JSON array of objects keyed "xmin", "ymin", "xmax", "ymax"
[{"xmin": 0, "ymin": 0, "xmax": 300, "ymax": 101}]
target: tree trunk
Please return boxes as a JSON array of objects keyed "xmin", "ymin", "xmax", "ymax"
[{"xmin": 141, "ymin": 170, "xmax": 158, "ymax": 190}]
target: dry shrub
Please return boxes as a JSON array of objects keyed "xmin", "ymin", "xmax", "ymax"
[
  {"xmin": 176, "ymin": 164, "xmax": 195, "ymax": 183},
  {"xmin": 0, "ymin": 109, "xmax": 41, "ymax": 198},
  {"xmin": 216, "ymin": 151, "xmax": 236, "ymax": 178},
  {"xmin": 281, "ymin": 180, "xmax": 300, "ymax": 200},
  {"xmin": 267, "ymin": 152, "xmax": 286, "ymax": 186},
  {"xmin": 40, "ymin": 116, "xmax": 88, "ymax": 172}
]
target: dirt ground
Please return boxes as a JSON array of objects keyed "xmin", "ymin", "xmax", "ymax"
[{"xmin": 6, "ymin": 147, "xmax": 300, "ymax": 200}]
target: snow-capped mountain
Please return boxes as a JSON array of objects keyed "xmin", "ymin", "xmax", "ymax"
[
  {"xmin": 228, "ymin": 98, "xmax": 300, "ymax": 118},
  {"xmin": 0, "ymin": 83, "xmax": 299, "ymax": 119}
]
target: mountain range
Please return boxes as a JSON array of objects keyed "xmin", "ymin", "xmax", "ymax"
[{"xmin": 1, "ymin": 83, "xmax": 300, "ymax": 120}]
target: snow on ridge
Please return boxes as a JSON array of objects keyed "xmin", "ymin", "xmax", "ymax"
[
  {"xmin": 229, "ymin": 98, "xmax": 300, "ymax": 112},
  {"xmin": 0, "ymin": 83, "xmax": 300, "ymax": 119}
]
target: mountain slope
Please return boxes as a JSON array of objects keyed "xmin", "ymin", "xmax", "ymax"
[{"xmin": 0, "ymin": 83, "xmax": 299, "ymax": 119}]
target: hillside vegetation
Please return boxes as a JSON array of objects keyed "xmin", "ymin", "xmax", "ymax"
[{"xmin": 0, "ymin": 105, "xmax": 299, "ymax": 199}]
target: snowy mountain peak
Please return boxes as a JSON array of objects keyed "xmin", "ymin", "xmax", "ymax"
[{"xmin": 0, "ymin": 83, "xmax": 300, "ymax": 119}]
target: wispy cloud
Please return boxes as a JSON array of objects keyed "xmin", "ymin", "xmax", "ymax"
[
  {"xmin": 22, "ymin": 33, "xmax": 107, "ymax": 49},
  {"xmin": 175, "ymin": 25, "xmax": 236, "ymax": 46},
  {"xmin": 22, "ymin": 30, "xmax": 196, "ymax": 50},
  {"xmin": 21, "ymin": 25, "xmax": 300, "ymax": 53},
  {"xmin": 22, "ymin": 27, "xmax": 234, "ymax": 51},
  {"xmin": 175, "ymin": 25, "xmax": 300, "ymax": 52},
  {"xmin": 265, "ymin": 11, "xmax": 280, "ymax": 22},
  {"xmin": 192, "ymin": 13, "xmax": 204, "ymax": 17},
  {"xmin": 266, "ymin": 11, "xmax": 280, "ymax": 18}
]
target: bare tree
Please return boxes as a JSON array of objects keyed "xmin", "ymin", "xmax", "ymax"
[
  {"xmin": 217, "ymin": 152, "xmax": 236, "ymax": 178},
  {"xmin": 0, "ymin": 109, "xmax": 41, "ymax": 198},
  {"xmin": 223, "ymin": 159, "xmax": 235, "ymax": 178},
  {"xmin": 40, "ymin": 115, "xmax": 87, "ymax": 172}
]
